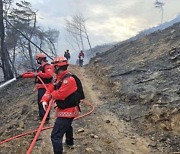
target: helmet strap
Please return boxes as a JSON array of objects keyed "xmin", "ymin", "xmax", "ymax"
[
  {"xmin": 54, "ymin": 67, "xmax": 60, "ymax": 74},
  {"xmin": 54, "ymin": 65, "xmax": 68, "ymax": 74},
  {"xmin": 37, "ymin": 59, "xmax": 42, "ymax": 65}
]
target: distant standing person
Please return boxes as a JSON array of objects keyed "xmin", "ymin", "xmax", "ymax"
[
  {"xmin": 78, "ymin": 50, "xmax": 85, "ymax": 67},
  {"xmin": 64, "ymin": 50, "xmax": 71, "ymax": 61}
]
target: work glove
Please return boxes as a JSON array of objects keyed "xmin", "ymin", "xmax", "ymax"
[
  {"xmin": 41, "ymin": 92, "xmax": 52, "ymax": 103},
  {"xmin": 42, "ymin": 102, "xmax": 47, "ymax": 111}
]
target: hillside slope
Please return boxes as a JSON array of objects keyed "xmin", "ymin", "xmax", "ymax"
[
  {"xmin": 0, "ymin": 22, "xmax": 180, "ymax": 154},
  {"xmin": 0, "ymin": 66, "xmax": 157, "ymax": 154},
  {"xmin": 88, "ymin": 22, "xmax": 180, "ymax": 153}
]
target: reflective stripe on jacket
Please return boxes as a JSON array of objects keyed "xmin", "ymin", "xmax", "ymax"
[{"xmin": 55, "ymin": 106, "xmax": 79, "ymax": 118}]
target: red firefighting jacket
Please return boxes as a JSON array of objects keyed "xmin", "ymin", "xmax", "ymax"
[
  {"xmin": 22, "ymin": 62, "xmax": 53, "ymax": 89},
  {"xmin": 41, "ymin": 70, "xmax": 79, "ymax": 118}
]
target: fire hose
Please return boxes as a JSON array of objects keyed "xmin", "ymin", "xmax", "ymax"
[{"xmin": 0, "ymin": 76, "xmax": 95, "ymax": 154}]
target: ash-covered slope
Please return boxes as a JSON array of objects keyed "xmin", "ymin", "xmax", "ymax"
[{"xmin": 88, "ymin": 22, "xmax": 180, "ymax": 152}]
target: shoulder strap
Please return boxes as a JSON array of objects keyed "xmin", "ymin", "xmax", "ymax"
[
  {"xmin": 54, "ymin": 73, "xmax": 72, "ymax": 90},
  {"xmin": 71, "ymin": 74, "xmax": 85, "ymax": 100},
  {"xmin": 54, "ymin": 73, "xmax": 85, "ymax": 100},
  {"xmin": 37, "ymin": 63, "xmax": 50, "ymax": 73}
]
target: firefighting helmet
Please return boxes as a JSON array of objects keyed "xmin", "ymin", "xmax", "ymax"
[
  {"xmin": 51, "ymin": 56, "xmax": 69, "ymax": 67},
  {"xmin": 35, "ymin": 53, "xmax": 46, "ymax": 60}
]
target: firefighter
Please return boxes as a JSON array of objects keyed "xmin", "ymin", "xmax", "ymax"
[
  {"xmin": 78, "ymin": 50, "xmax": 84, "ymax": 59},
  {"xmin": 78, "ymin": 50, "xmax": 84, "ymax": 67},
  {"xmin": 41, "ymin": 56, "xmax": 80, "ymax": 154},
  {"xmin": 64, "ymin": 49, "xmax": 71, "ymax": 61},
  {"xmin": 22, "ymin": 53, "xmax": 53, "ymax": 121}
]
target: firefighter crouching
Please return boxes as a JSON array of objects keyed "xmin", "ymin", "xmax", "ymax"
[
  {"xmin": 22, "ymin": 53, "xmax": 54, "ymax": 121},
  {"xmin": 41, "ymin": 56, "xmax": 80, "ymax": 154}
]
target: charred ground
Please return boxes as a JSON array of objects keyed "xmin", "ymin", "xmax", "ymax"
[
  {"xmin": 0, "ymin": 23, "xmax": 180, "ymax": 154},
  {"xmin": 88, "ymin": 22, "xmax": 180, "ymax": 153}
]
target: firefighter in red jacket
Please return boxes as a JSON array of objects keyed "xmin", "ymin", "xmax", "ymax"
[
  {"xmin": 41, "ymin": 56, "xmax": 79, "ymax": 154},
  {"xmin": 78, "ymin": 50, "xmax": 84, "ymax": 67},
  {"xmin": 78, "ymin": 50, "xmax": 84, "ymax": 59},
  {"xmin": 22, "ymin": 53, "xmax": 53, "ymax": 121}
]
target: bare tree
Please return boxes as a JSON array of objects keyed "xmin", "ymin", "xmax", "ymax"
[
  {"xmin": 64, "ymin": 33, "xmax": 79, "ymax": 52},
  {"xmin": 65, "ymin": 18, "xmax": 82, "ymax": 51},
  {"xmin": 0, "ymin": 0, "xmax": 60, "ymax": 80},
  {"xmin": 33, "ymin": 27, "xmax": 59, "ymax": 57},
  {"xmin": 44, "ymin": 28, "xmax": 59, "ymax": 57},
  {"xmin": 7, "ymin": 1, "xmax": 38, "ymax": 70},
  {"xmin": 0, "ymin": 0, "xmax": 14, "ymax": 80},
  {"xmin": 65, "ymin": 14, "xmax": 92, "ymax": 52},
  {"xmin": 154, "ymin": 0, "xmax": 165, "ymax": 25}
]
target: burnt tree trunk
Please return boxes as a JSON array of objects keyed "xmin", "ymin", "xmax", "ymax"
[{"xmin": 0, "ymin": 0, "xmax": 13, "ymax": 80}]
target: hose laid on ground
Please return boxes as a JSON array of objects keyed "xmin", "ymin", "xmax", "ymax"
[
  {"xmin": 26, "ymin": 98, "xmax": 54, "ymax": 154},
  {"xmin": 0, "ymin": 100, "xmax": 94, "ymax": 145},
  {"xmin": 0, "ymin": 76, "xmax": 95, "ymax": 154}
]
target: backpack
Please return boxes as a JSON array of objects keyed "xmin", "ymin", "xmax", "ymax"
[{"xmin": 54, "ymin": 73, "xmax": 85, "ymax": 111}]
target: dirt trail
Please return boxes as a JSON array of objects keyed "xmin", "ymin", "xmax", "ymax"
[
  {"xmin": 70, "ymin": 66, "xmax": 152, "ymax": 154},
  {"xmin": 0, "ymin": 65, "xmax": 154, "ymax": 154}
]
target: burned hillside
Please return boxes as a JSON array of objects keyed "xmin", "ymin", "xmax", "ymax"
[
  {"xmin": 88, "ymin": 22, "xmax": 180, "ymax": 153},
  {"xmin": 0, "ymin": 22, "xmax": 180, "ymax": 153}
]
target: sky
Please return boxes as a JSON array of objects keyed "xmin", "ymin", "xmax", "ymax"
[{"xmin": 13, "ymin": 0, "xmax": 180, "ymax": 56}]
